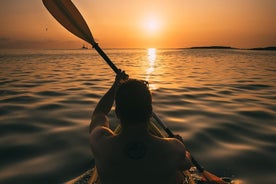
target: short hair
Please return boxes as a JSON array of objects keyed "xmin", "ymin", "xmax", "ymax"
[{"xmin": 115, "ymin": 79, "xmax": 152, "ymax": 124}]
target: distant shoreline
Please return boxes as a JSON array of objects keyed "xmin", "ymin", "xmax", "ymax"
[
  {"xmin": 187, "ymin": 46, "xmax": 276, "ymax": 51},
  {"xmin": 189, "ymin": 46, "xmax": 235, "ymax": 50},
  {"xmin": 1, "ymin": 46, "xmax": 276, "ymax": 51},
  {"xmin": 248, "ymin": 46, "xmax": 276, "ymax": 51}
]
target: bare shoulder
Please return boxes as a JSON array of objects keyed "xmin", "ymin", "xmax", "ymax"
[
  {"xmin": 167, "ymin": 138, "xmax": 191, "ymax": 170},
  {"xmin": 157, "ymin": 137, "xmax": 187, "ymax": 159},
  {"xmin": 150, "ymin": 136, "xmax": 189, "ymax": 169},
  {"xmin": 152, "ymin": 136, "xmax": 186, "ymax": 153},
  {"xmin": 89, "ymin": 126, "xmax": 117, "ymax": 159}
]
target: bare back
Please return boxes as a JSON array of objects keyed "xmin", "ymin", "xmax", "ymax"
[{"xmin": 90, "ymin": 126, "xmax": 187, "ymax": 184}]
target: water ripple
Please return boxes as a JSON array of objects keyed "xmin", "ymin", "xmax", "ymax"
[
  {"xmin": 2, "ymin": 95, "xmax": 41, "ymax": 104},
  {"xmin": 36, "ymin": 91, "xmax": 67, "ymax": 97},
  {"xmin": 238, "ymin": 110, "xmax": 275, "ymax": 119}
]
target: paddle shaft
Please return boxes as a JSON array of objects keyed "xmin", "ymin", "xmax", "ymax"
[{"xmin": 93, "ymin": 43, "xmax": 119, "ymax": 74}]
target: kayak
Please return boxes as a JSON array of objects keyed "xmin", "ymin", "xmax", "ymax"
[{"xmin": 65, "ymin": 119, "xmax": 235, "ymax": 184}]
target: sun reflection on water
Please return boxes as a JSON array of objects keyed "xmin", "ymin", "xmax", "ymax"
[{"xmin": 146, "ymin": 48, "xmax": 157, "ymax": 90}]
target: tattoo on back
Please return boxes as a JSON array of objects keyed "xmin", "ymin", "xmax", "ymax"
[{"xmin": 125, "ymin": 142, "xmax": 147, "ymax": 160}]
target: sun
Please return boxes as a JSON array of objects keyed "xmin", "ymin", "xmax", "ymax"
[
  {"xmin": 144, "ymin": 19, "xmax": 160, "ymax": 33},
  {"xmin": 146, "ymin": 20, "xmax": 158, "ymax": 31}
]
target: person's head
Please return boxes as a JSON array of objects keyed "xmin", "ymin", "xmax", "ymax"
[{"xmin": 115, "ymin": 79, "xmax": 152, "ymax": 125}]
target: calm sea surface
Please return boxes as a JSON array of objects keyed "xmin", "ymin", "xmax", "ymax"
[{"xmin": 0, "ymin": 48, "xmax": 275, "ymax": 184}]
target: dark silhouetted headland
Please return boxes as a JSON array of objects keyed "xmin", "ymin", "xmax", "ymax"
[
  {"xmin": 249, "ymin": 46, "xmax": 276, "ymax": 51},
  {"xmin": 186, "ymin": 46, "xmax": 276, "ymax": 51},
  {"xmin": 188, "ymin": 46, "xmax": 236, "ymax": 50}
]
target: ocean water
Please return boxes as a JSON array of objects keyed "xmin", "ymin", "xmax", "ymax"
[{"xmin": 0, "ymin": 48, "xmax": 275, "ymax": 184}]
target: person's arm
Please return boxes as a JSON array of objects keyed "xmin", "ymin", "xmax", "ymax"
[{"xmin": 89, "ymin": 70, "xmax": 128, "ymax": 133}]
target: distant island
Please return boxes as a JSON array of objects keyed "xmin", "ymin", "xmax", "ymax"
[
  {"xmin": 187, "ymin": 46, "xmax": 276, "ymax": 51},
  {"xmin": 188, "ymin": 46, "xmax": 236, "ymax": 49},
  {"xmin": 249, "ymin": 47, "xmax": 276, "ymax": 51}
]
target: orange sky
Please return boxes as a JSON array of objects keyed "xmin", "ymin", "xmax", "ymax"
[{"xmin": 0, "ymin": 0, "xmax": 275, "ymax": 49}]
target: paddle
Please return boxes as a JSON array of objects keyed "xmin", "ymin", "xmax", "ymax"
[
  {"xmin": 42, "ymin": 1, "xmax": 227, "ymax": 183},
  {"xmin": 42, "ymin": 0, "xmax": 118, "ymax": 74}
]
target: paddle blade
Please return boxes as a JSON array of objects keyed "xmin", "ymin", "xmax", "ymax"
[
  {"xmin": 201, "ymin": 170, "xmax": 228, "ymax": 184},
  {"xmin": 42, "ymin": 0, "xmax": 94, "ymax": 45}
]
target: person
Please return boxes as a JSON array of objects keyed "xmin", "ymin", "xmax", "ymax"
[{"xmin": 89, "ymin": 69, "xmax": 191, "ymax": 184}]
